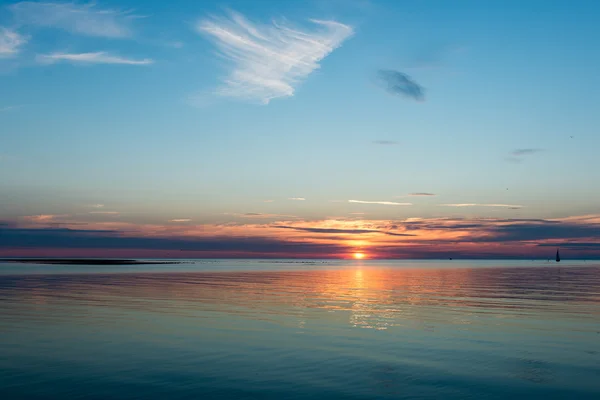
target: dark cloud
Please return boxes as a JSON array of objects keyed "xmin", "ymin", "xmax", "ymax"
[
  {"xmin": 376, "ymin": 70, "xmax": 424, "ymax": 101},
  {"xmin": 408, "ymin": 193, "xmax": 436, "ymax": 197},
  {"xmin": 1, "ymin": 217, "xmax": 599, "ymax": 258},
  {"xmin": 0, "ymin": 226, "xmax": 347, "ymax": 255},
  {"xmin": 474, "ymin": 223, "xmax": 600, "ymax": 243},
  {"xmin": 537, "ymin": 243, "xmax": 600, "ymax": 250},
  {"xmin": 272, "ymin": 225, "xmax": 415, "ymax": 237},
  {"xmin": 512, "ymin": 148, "xmax": 543, "ymax": 156},
  {"xmin": 372, "ymin": 140, "xmax": 398, "ymax": 145}
]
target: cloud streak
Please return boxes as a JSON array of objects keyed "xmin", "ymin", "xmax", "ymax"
[
  {"xmin": 37, "ymin": 52, "xmax": 153, "ymax": 65},
  {"xmin": 408, "ymin": 192, "xmax": 436, "ymax": 197},
  {"xmin": 226, "ymin": 213, "xmax": 298, "ymax": 219},
  {"xmin": 289, "ymin": 197, "xmax": 306, "ymax": 201},
  {"xmin": 376, "ymin": 69, "xmax": 424, "ymax": 101},
  {"xmin": 349, "ymin": 200, "xmax": 412, "ymax": 206},
  {"xmin": 506, "ymin": 148, "xmax": 543, "ymax": 163},
  {"xmin": 512, "ymin": 148, "xmax": 543, "ymax": 156},
  {"xmin": 372, "ymin": 140, "xmax": 398, "ymax": 145},
  {"xmin": 10, "ymin": 2, "xmax": 136, "ymax": 38},
  {"xmin": 3, "ymin": 214, "xmax": 600, "ymax": 258},
  {"xmin": 273, "ymin": 225, "xmax": 415, "ymax": 237},
  {"xmin": 197, "ymin": 11, "xmax": 353, "ymax": 104},
  {"xmin": 441, "ymin": 203, "xmax": 522, "ymax": 208},
  {"xmin": 0, "ymin": 27, "xmax": 27, "ymax": 57}
]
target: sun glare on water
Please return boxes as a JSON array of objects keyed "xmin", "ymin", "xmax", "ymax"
[{"xmin": 353, "ymin": 252, "xmax": 366, "ymax": 259}]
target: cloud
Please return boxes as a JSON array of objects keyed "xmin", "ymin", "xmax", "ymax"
[
  {"xmin": 197, "ymin": 11, "xmax": 353, "ymax": 104},
  {"xmin": 376, "ymin": 70, "xmax": 424, "ymax": 101},
  {"xmin": 22, "ymin": 214, "xmax": 67, "ymax": 223},
  {"xmin": 36, "ymin": 52, "xmax": 153, "ymax": 65},
  {"xmin": 10, "ymin": 2, "xmax": 136, "ymax": 38},
  {"xmin": 349, "ymin": 200, "xmax": 412, "ymax": 206},
  {"xmin": 0, "ymin": 105, "xmax": 22, "ymax": 112},
  {"xmin": 441, "ymin": 204, "xmax": 522, "ymax": 208},
  {"xmin": 408, "ymin": 193, "xmax": 436, "ymax": 197},
  {"xmin": 88, "ymin": 211, "xmax": 120, "ymax": 215},
  {"xmin": 0, "ymin": 226, "xmax": 349, "ymax": 257},
  {"xmin": 169, "ymin": 219, "xmax": 192, "ymax": 223},
  {"xmin": 3, "ymin": 214, "xmax": 600, "ymax": 258},
  {"xmin": 273, "ymin": 225, "xmax": 415, "ymax": 237},
  {"xmin": 0, "ymin": 27, "xmax": 27, "ymax": 57},
  {"xmin": 289, "ymin": 197, "xmax": 305, "ymax": 201},
  {"xmin": 88, "ymin": 204, "xmax": 104, "ymax": 208},
  {"xmin": 512, "ymin": 148, "xmax": 543, "ymax": 156},
  {"xmin": 226, "ymin": 213, "xmax": 298, "ymax": 219},
  {"xmin": 506, "ymin": 148, "xmax": 543, "ymax": 163},
  {"xmin": 372, "ymin": 140, "xmax": 398, "ymax": 145}
]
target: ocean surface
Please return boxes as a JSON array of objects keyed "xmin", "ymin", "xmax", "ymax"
[{"xmin": 1, "ymin": 259, "xmax": 599, "ymax": 399}]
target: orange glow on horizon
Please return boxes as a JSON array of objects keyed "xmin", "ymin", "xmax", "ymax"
[{"xmin": 353, "ymin": 252, "xmax": 366, "ymax": 259}]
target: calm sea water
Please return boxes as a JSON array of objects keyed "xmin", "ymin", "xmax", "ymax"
[{"xmin": 1, "ymin": 260, "xmax": 599, "ymax": 399}]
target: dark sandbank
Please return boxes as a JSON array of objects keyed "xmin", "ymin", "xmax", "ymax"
[{"xmin": 0, "ymin": 259, "xmax": 184, "ymax": 265}]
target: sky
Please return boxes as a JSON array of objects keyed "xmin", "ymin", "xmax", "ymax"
[{"xmin": 1, "ymin": 0, "xmax": 600, "ymax": 259}]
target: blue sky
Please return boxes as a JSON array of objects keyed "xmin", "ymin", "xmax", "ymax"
[{"xmin": 1, "ymin": 0, "xmax": 600, "ymax": 258}]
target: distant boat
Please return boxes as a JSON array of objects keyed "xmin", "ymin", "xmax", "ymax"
[{"xmin": 556, "ymin": 249, "xmax": 560, "ymax": 262}]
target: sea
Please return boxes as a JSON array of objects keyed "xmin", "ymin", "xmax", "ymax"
[{"xmin": 1, "ymin": 259, "xmax": 599, "ymax": 399}]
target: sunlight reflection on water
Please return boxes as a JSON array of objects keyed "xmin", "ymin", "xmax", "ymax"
[{"xmin": 1, "ymin": 260, "xmax": 599, "ymax": 399}]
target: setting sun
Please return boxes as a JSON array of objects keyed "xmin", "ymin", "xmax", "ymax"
[{"xmin": 353, "ymin": 252, "xmax": 366, "ymax": 259}]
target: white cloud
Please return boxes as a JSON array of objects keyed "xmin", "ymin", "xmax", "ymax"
[
  {"xmin": 349, "ymin": 200, "xmax": 412, "ymax": 206},
  {"xmin": 10, "ymin": 2, "xmax": 136, "ymax": 38},
  {"xmin": 441, "ymin": 203, "xmax": 522, "ymax": 208},
  {"xmin": 89, "ymin": 211, "xmax": 120, "ymax": 215},
  {"xmin": 197, "ymin": 11, "xmax": 353, "ymax": 104},
  {"xmin": 289, "ymin": 197, "xmax": 306, "ymax": 201},
  {"xmin": 0, "ymin": 27, "xmax": 27, "ymax": 57},
  {"xmin": 37, "ymin": 52, "xmax": 153, "ymax": 65},
  {"xmin": 22, "ymin": 214, "xmax": 68, "ymax": 222},
  {"xmin": 169, "ymin": 219, "xmax": 192, "ymax": 223},
  {"xmin": 88, "ymin": 204, "xmax": 104, "ymax": 208},
  {"xmin": 0, "ymin": 105, "xmax": 22, "ymax": 112}
]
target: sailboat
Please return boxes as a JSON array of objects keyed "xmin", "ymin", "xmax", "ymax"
[{"xmin": 555, "ymin": 249, "xmax": 560, "ymax": 262}]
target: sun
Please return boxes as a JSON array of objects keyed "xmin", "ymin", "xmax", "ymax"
[{"xmin": 353, "ymin": 252, "xmax": 366, "ymax": 259}]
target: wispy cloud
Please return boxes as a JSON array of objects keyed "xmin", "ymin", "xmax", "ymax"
[
  {"xmin": 263, "ymin": 200, "xmax": 274, "ymax": 203},
  {"xmin": 349, "ymin": 200, "xmax": 412, "ymax": 206},
  {"xmin": 169, "ymin": 219, "xmax": 192, "ymax": 223},
  {"xmin": 512, "ymin": 148, "xmax": 543, "ymax": 156},
  {"xmin": 37, "ymin": 52, "xmax": 153, "ymax": 65},
  {"xmin": 506, "ymin": 148, "xmax": 543, "ymax": 163},
  {"xmin": 0, "ymin": 27, "xmax": 27, "ymax": 57},
  {"xmin": 88, "ymin": 204, "xmax": 104, "ymax": 208},
  {"xmin": 376, "ymin": 69, "xmax": 424, "ymax": 101},
  {"xmin": 22, "ymin": 214, "xmax": 68, "ymax": 223},
  {"xmin": 197, "ymin": 11, "xmax": 353, "ymax": 104},
  {"xmin": 372, "ymin": 140, "xmax": 398, "ymax": 145},
  {"xmin": 408, "ymin": 192, "xmax": 436, "ymax": 197},
  {"xmin": 289, "ymin": 197, "xmax": 306, "ymax": 201},
  {"xmin": 10, "ymin": 2, "xmax": 137, "ymax": 38},
  {"xmin": 4, "ymin": 214, "xmax": 600, "ymax": 258},
  {"xmin": 272, "ymin": 225, "xmax": 415, "ymax": 237},
  {"xmin": 0, "ymin": 105, "xmax": 23, "ymax": 112},
  {"xmin": 441, "ymin": 203, "xmax": 522, "ymax": 208},
  {"xmin": 227, "ymin": 213, "xmax": 298, "ymax": 219},
  {"xmin": 89, "ymin": 211, "xmax": 120, "ymax": 215}
]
